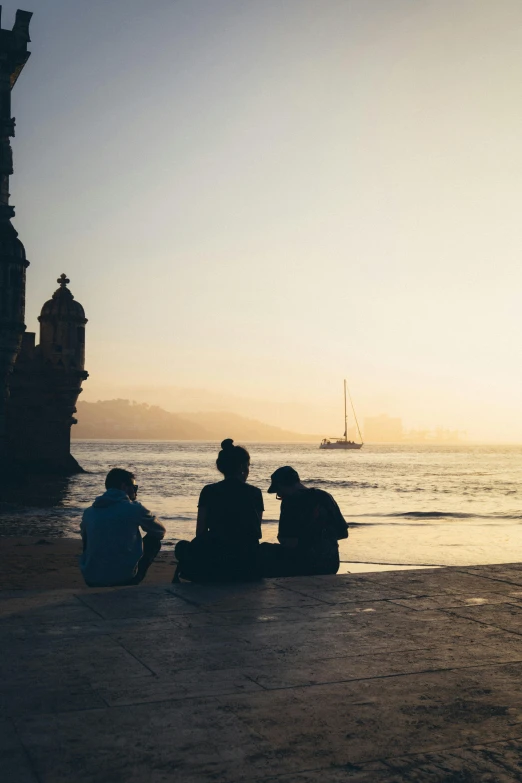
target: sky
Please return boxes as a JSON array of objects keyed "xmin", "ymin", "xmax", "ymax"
[{"xmin": 4, "ymin": 0, "xmax": 522, "ymax": 440}]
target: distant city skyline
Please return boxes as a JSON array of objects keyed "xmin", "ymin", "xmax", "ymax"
[{"xmin": 4, "ymin": 0, "xmax": 522, "ymax": 442}]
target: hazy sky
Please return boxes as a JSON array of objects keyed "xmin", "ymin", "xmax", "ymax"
[{"xmin": 5, "ymin": 0, "xmax": 522, "ymax": 439}]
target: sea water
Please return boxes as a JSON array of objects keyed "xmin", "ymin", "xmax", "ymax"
[{"xmin": 2, "ymin": 441, "xmax": 522, "ymax": 569}]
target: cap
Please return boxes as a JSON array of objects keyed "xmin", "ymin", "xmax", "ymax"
[{"xmin": 267, "ymin": 466, "xmax": 300, "ymax": 494}]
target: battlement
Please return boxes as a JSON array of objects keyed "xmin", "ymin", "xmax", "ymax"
[{"xmin": 0, "ymin": 7, "xmax": 32, "ymax": 88}]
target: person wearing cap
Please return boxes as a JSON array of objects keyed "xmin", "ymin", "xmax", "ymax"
[{"xmin": 258, "ymin": 466, "xmax": 348, "ymax": 578}]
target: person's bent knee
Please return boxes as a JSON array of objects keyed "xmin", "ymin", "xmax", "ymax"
[{"xmin": 143, "ymin": 534, "xmax": 162, "ymax": 555}]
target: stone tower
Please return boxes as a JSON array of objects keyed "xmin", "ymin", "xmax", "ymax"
[
  {"xmin": 7, "ymin": 274, "xmax": 88, "ymax": 473},
  {"xmin": 0, "ymin": 8, "xmax": 32, "ymax": 468}
]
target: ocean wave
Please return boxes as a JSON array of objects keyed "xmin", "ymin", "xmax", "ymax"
[
  {"xmin": 350, "ymin": 511, "xmax": 522, "ymax": 521},
  {"xmin": 304, "ymin": 479, "xmax": 379, "ymax": 490}
]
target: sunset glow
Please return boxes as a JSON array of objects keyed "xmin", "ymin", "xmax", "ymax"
[{"xmin": 7, "ymin": 0, "xmax": 522, "ymax": 441}]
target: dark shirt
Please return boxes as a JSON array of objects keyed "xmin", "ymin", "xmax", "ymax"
[
  {"xmin": 278, "ymin": 488, "xmax": 348, "ymax": 570},
  {"xmin": 198, "ymin": 479, "xmax": 264, "ymax": 546}
]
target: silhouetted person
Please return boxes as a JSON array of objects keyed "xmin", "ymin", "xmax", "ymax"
[
  {"xmin": 173, "ymin": 439, "xmax": 263, "ymax": 582},
  {"xmin": 80, "ymin": 468, "xmax": 165, "ymax": 587},
  {"xmin": 259, "ymin": 466, "xmax": 348, "ymax": 578}
]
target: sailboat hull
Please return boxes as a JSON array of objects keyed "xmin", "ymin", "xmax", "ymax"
[
  {"xmin": 320, "ymin": 379, "xmax": 363, "ymax": 450},
  {"xmin": 319, "ymin": 441, "xmax": 363, "ymax": 450}
]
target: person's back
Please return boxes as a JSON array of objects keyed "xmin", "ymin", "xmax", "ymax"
[
  {"xmin": 259, "ymin": 466, "xmax": 348, "ymax": 578},
  {"xmin": 199, "ymin": 477, "xmax": 262, "ymax": 545},
  {"xmin": 279, "ymin": 487, "xmax": 347, "ymax": 574},
  {"xmin": 80, "ymin": 469, "xmax": 165, "ymax": 587},
  {"xmin": 173, "ymin": 439, "xmax": 263, "ymax": 583}
]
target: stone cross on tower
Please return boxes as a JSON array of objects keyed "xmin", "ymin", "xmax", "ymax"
[{"xmin": 0, "ymin": 7, "xmax": 32, "ymax": 469}]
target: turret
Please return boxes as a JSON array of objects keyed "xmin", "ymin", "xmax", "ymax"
[
  {"xmin": 6, "ymin": 273, "xmax": 89, "ymax": 474},
  {"xmin": 39, "ymin": 274, "xmax": 87, "ymax": 371}
]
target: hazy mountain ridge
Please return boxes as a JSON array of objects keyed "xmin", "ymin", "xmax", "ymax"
[{"xmin": 74, "ymin": 399, "xmax": 316, "ymax": 442}]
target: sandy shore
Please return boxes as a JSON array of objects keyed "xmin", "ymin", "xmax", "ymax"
[{"xmin": 0, "ymin": 537, "xmax": 178, "ymax": 590}]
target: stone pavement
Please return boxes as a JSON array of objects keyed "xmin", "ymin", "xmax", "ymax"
[{"xmin": 6, "ymin": 566, "xmax": 522, "ymax": 781}]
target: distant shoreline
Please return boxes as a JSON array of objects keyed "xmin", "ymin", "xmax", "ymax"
[{"xmin": 70, "ymin": 438, "xmax": 513, "ymax": 445}]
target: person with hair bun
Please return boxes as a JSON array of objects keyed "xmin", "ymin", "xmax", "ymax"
[{"xmin": 173, "ymin": 439, "xmax": 264, "ymax": 582}]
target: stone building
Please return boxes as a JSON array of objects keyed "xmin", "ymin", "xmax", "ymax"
[
  {"xmin": 7, "ymin": 275, "xmax": 88, "ymax": 473},
  {"xmin": 0, "ymin": 9, "xmax": 88, "ymax": 474}
]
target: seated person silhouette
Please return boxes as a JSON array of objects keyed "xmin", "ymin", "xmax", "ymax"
[
  {"xmin": 258, "ymin": 466, "xmax": 348, "ymax": 578},
  {"xmin": 80, "ymin": 468, "xmax": 165, "ymax": 587},
  {"xmin": 173, "ymin": 439, "xmax": 263, "ymax": 583}
]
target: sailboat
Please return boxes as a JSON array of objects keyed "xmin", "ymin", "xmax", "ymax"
[{"xmin": 320, "ymin": 379, "xmax": 363, "ymax": 450}]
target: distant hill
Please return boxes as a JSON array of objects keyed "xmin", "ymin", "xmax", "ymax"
[{"xmin": 73, "ymin": 399, "xmax": 316, "ymax": 442}]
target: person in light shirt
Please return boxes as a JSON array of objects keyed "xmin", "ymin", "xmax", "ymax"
[{"xmin": 80, "ymin": 468, "xmax": 165, "ymax": 587}]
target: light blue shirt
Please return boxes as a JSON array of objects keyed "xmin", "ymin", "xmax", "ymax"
[{"xmin": 80, "ymin": 489, "xmax": 165, "ymax": 586}]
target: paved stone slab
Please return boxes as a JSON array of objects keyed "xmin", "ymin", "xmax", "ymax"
[
  {"xmin": 169, "ymin": 581, "xmax": 328, "ymax": 609},
  {"xmin": 361, "ymin": 569, "xmax": 520, "ymax": 595},
  {"xmin": 0, "ymin": 590, "xmax": 101, "ymax": 624},
  {"xmin": 446, "ymin": 603, "xmax": 522, "ymax": 635},
  {"xmin": 94, "ymin": 666, "xmax": 264, "ymax": 706},
  {"xmin": 383, "ymin": 738, "xmax": 522, "ymax": 782},
  {"xmin": 1, "ymin": 632, "xmax": 153, "ymax": 683},
  {"xmin": 258, "ymin": 762, "xmax": 396, "ymax": 782},
  {"xmin": 6, "ymin": 564, "xmax": 522, "ymax": 782},
  {"xmin": 244, "ymin": 641, "xmax": 522, "ymax": 690},
  {"xmin": 14, "ymin": 698, "xmax": 274, "ymax": 783},
  {"xmin": 0, "ymin": 679, "xmax": 105, "ymax": 717},
  {"xmin": 215, "ymin": 667, "xmax": 522, "ymax": 770},
  {"xmin": 77, "ymin": 586, "xmax": 203, "ymax": 620},
  {"xmin": 464, "ymin": 566, "xmax": 522, "ymax": 586},
  {"xmin": 0, "ymin": 717, "xmax": 39, "ymax": 783},
  {"xmin": 389, "ymin": 592, "xmax": 522, "ymax": 611}
]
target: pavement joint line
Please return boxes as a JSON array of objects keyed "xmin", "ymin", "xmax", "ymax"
[
  {"xmin": 242, "ymin": 673, "xmax": 270, "ymax": 691},
  {"xmin": 228, "ymin": 657, "xmax": 522, "ymax": 695},
  {"xmin": 269, "ymin": 583, "xmax": 342, "ymax": 604},
  {"xmin": 379, "ymin": 730, "xmax": 522, "ymax": 769},
  {"xmin": 164, "ymin": 588, "xmax": 207, "ymax": 610},
  {"xmin": 247, "ymin": 761, "xmax": 378, "ymax": 782},
  {"xmin": 267, "ymin": 583, "xmax": 382, "ymax": 606},
  {"xmin": 75, "ymin": 657, "xmax": 522, "ymax": 710},
  {"xmin": 73, "ymin": 593, "xmax": 106, "ymax": 619},
  {"xmin": 108, "ymin": 634, "xmax": 158, "ymax": 676},
  {"xmin": 275, "ymin": 581, "xmax": 426, "ymax": 602},
  {"xmin": 438, "ymin": 607, "xmax": 522, "ymax": 637},
  {"xmin": 457, "ymin": 570, "xmax": 522, "ymax": 588},
  {"xmin": 10, "ymin": 715, "xmax": 44, "ymax": 783}
]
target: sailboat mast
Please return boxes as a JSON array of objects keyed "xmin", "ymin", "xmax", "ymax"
[
  {"xmin": 343, "ymin": 379, "xmax": 348, "ymax": 440},
  {"xmin": 346, "ymin": 382, "xmax": 364, "ymax": 445}
]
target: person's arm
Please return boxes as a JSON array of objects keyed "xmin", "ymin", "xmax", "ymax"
[
  {"xmin": 277, "ymin": 501, "xmax": 298, "ymax": 547},
  {"xmin": 312, "ymin": 494, "xmax": 348, "ymax": 540},
  {"xmin": 196, "ymin": 506, "xmax": 208, "ymax": 537},
  {"xmin": 255, "ymin": 489, "xmax": 264, "ymax": 539},
  {"xmin": 80, "ymin": 518, "xmax": 87, "ymax": 552},
  {"xmin": 137, "ymin": 504, "xmax": 166, "ymax": 539},
  {"xmin": 320, "ymin": 494, "xmax": 348, "ymax": 539}
]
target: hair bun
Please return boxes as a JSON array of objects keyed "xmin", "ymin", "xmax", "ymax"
[{"xmin": 221, "ymin": 438, "xmax": 234, "ymax": 450}]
